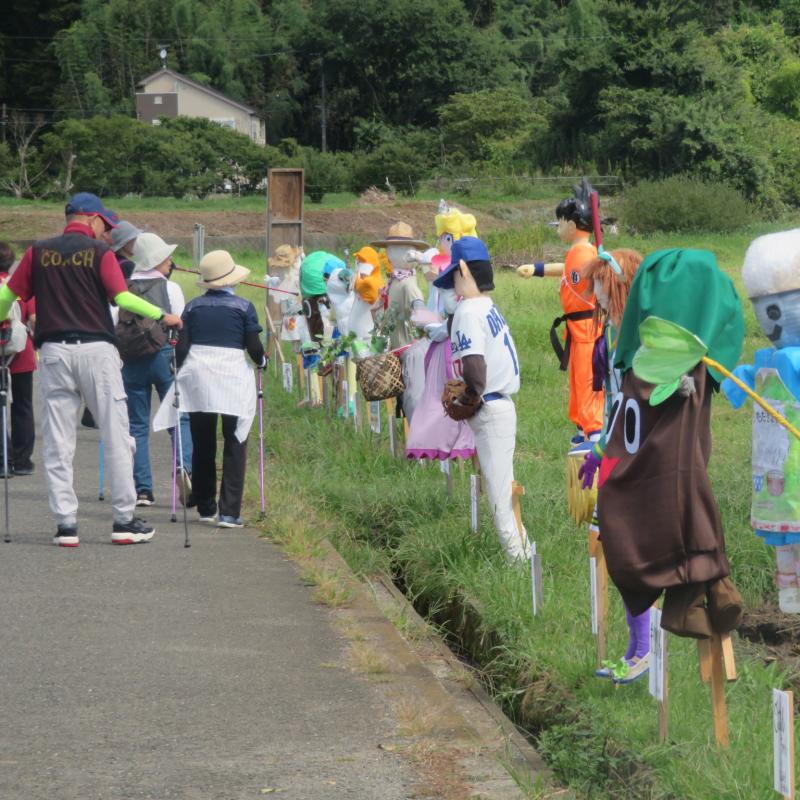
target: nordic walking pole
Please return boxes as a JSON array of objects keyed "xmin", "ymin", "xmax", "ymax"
[
  {"xmin": 257, "ymin": 365, "xmax": 266, "ymax": 519},
  {"xmin": 98, "ymin": 440, "xmax": 105, "ymax": 501},
  {"xmin": 0, "ymin": 321, "xmax": 10, "ymax": 543},
  {"xmin": 167, "ymin": 329, "xmax": 190, "ymax": 548},
  {"xmin": 170, "ymin": 432, "xmax": 177, "ymax": 523}
]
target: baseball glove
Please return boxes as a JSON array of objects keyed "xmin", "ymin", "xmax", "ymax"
[{"xmin": 441, "ymin": 380, "xmax": 482, "ymax": 421}]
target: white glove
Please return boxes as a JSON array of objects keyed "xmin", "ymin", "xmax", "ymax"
[
  {"xmin": 424, "ymin": 322, "xmax": 449, "ymax": 342},
  {"xmin": 266, "ymin": 275, "xmax": 282, "ymax": 288}
]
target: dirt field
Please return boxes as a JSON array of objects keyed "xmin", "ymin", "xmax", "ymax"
[{"xmin": 2, "ymin": 200, "xmax": 509, "ymax": 244}]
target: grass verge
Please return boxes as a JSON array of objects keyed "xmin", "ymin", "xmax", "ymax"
[{"xmin": 243, "ymin": 249, "xmax": 797, "ymax": 798}]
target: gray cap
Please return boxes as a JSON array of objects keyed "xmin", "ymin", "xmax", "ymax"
[{"xmin": 110, "ymin": 220, "xmax": 142, "ymax": 253}]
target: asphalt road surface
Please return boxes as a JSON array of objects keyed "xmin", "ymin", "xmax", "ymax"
[{"xmin": 0, "ymin": 406, "xmax": 418, "ymax": 799}]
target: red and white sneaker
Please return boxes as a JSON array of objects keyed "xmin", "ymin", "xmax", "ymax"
[
  {"xmin": 54, "ymin": 526, "xmax": 79, "ymax": 547},
  {"xmin": 111, "ymin": 517, "xmax": 155, "ymax": 545}
]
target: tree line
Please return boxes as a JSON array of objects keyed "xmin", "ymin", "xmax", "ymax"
[{"xmin": 2, "ymin": 0, "xmax": 800, "ymax": 207}]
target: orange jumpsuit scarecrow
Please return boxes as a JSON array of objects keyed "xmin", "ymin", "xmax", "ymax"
[
  {"xmin": 561, "ymin": 240, "xmax": 604, "ymax": 436},
  {"xmin": 550, "ymin": 186, "xmax": 605, "ymax": 439}
]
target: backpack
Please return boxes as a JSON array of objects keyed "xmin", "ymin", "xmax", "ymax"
[
  {"xmin": 0, "ymin": 302, "xmax": 28, "ymax": 360},
  {"xmin": 115, "ymin": 278, "xmax": 170, "ymax": 362}
]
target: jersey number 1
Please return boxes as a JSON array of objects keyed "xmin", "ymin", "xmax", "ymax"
[{"xmin": 503, "ymin": 333, "xmax": 519, "ymax": 375}]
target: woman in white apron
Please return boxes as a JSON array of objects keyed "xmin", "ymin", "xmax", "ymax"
[{"xmin": 154, "ymin": 250, "xmax": 264, "ymax": 528}]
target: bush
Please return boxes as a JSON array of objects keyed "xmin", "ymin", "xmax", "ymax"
[
  {"xmin": 297, "ymin": 148, "xmax": 353, "ymax": 203},
  {"xmin": 620, "ymin": 176, "xmax": 755, "ymax": 234},
  {"xmin": 350, "ymin": 129, "xmax": 437, "ymax": 196}
]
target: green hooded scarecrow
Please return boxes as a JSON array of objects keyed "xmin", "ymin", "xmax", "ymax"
[{"xmin": 597, "ymin": 248, "xmax": 745, "ymax": 639}]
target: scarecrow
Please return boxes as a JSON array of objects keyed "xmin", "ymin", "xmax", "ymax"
[
  {"xmin": 721, "ymin": 230, "xmax": 800, "ymax": 613},
  {"xmin": 371, "ymin": 222, "xmax": 430, "ymax": 421},
  {"xmin": 405, "ymin": 206, "xmax": 476, "ymax": 463},
  {"xmin": 270, "ymin": 245, "xmax": 308, "ymax": 346},
  {"xmin": 349, "ymin": 246, "xmax": 384, "ymax": 341},
  {"xmin": 597, "ymin": 248, "xmax": 745, "ymax": 640},
  {"xmin": 551, "ymin": 180, "xmax": 604, "ymax": 444}
]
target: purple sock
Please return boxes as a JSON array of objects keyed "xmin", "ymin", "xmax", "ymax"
[
  {"xmin": 632, "ymin": 607, "xmax": 651, "ymax": 660},
  {"xmin": 623, "ymin": 606, "xmax": 636, "ymax": 661}
]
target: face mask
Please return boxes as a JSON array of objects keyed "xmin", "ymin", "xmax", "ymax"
[
  {"xmin": 751, "ymin": 289, "xmax": 800, "ymax": 348},
  {"xmin": 440, "ymin": 288, "xmax": 459, "ymax": 315},
  {"xmin": 386, "ymin": 245, "xmax": 410, "ymax": 270}
]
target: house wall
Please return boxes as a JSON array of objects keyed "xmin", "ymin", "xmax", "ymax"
[{"xmin": 140, "ymin": 72, "xmax": 263, "ymax": 143}]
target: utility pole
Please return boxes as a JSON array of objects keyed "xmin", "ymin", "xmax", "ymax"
[{"xmin": 320, "ymin": 61, "xmax": 327, "ymax": 153}]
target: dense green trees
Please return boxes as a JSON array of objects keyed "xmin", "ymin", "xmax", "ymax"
[{"xmin": 3, "ymin": 0, "xmax": 800, "ymax": 206}]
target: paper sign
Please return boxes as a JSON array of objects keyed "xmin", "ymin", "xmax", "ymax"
[
  {"xmin": 304, "ymin": 369, "xmax": 311, "ymax": 403},
  {"xmin": 774, "ymin": 688, "xmax": 795, "ymax": 798},
  {"xmin": 440, "ymin": 459, "xmax": 453, "ymax": 495},
  {"xmin": 590, "ymin": 557, "xmax": 598, "ymax": 635},
  {"xmin": 282, "ymin": 362, "xmax": 293, "ymax": 393},
  {"xmin": 470, "ymin": 474, "xmax": 479, "ymax": 533},
  {"xmin": 388, "ymin": 418, "xmax": 397, "ymax": 456},
  {"xmin": 649, "ymin": 608, "xmax": 667, "ymax": 702},
  {"xmin": 754, "ymin": 401, "xmax": 790, "ymax": 474},
  {"xmin": 369, "ymin": 401, "xmax": 381, "ymax": 435},
  {"xmin": 342, "ymin": 379, "xmax": 349, "ymax": 418}
]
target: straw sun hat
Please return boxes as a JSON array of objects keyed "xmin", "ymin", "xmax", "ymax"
[
  {"xmin": 370, "ymin": 221, "xmax": 429, "ymax": 250},
  {"xmin": 268, "ymin": 244, "xmax": 302, "ymax": 270},
  {"xmin": 197, "ymin": 250, "xmax": 251, "ymax": 288}
]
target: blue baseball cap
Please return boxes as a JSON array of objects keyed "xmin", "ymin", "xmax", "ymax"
[
  {"xmin": 433, "ymin": 236, "xmax": 491, "ymax": 289},
  {"xmin": 64, "ymin": 192, "xmax": 118, "ymax": 228},
  {"xmin": 322, "ymin": 255, "xmax": 345, "ymax": 278}
]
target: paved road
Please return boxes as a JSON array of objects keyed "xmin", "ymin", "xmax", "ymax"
[{"xmin": 0, "ymin": 410, "xmax": 418, "ymax": 799}]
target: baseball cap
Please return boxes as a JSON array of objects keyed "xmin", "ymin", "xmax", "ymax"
[
  {"xmin": 433, "ymin": 236, "xmax": 491, "ymax": 290},
  {"xmin": 64, "ymin": 192, "xmax": 118, "ymax": 228}
]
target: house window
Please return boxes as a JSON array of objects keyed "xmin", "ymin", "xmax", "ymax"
[
  {"xmin": 154, "ymin": 95, "xmax": 163, "ymax": 105},
  {"xmin": 152, "ymin": 119, "xmax": 161, "ymax": 126},
  {"xmin": 211, "ymin": 118, "xmax": 236, "ymax": 130}
]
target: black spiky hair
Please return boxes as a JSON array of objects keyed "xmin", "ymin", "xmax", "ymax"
[{"xmin": 555, "ymin": 177, "xmax": 595, "ymax": 232}]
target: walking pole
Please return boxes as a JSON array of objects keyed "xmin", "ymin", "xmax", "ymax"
[
  {"xmin": 170, "ymin": 432, "xmax": 177, "ymax": 523},
  {"xmin": 98, "ymin": 440, "xmax": 105, "ymax": 501},
  {"xmin": 257, "ymin": 366, "xmax": 266, "ymax": 519},
  {"xmin": 167, "ymin": 329, "xmax": 190, "ymax": 548},
  {"xmin": 0, "ymin": 321, "xmax": 10, "ymax": 543}
]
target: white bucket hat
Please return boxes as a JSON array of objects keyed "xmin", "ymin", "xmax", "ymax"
[
  {"xmin": 197, "ymin": 250, "xmax": 251, "ymax": 288},
  {"xmin": 132, "ymin": 232, "xmax": 177, "ymax": 273}
]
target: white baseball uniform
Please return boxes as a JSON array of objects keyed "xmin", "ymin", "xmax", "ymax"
[{"xmin": 450, "ymin": 296, "xmax": 529, "ymax": 560}]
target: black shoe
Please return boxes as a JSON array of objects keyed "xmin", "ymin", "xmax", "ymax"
[
  {"xmin": 13, "ymin": 463, "xmax": 33, "ymax": 476},
  {"xmin": 111, "ymin": 517, "xmax": 155, "ymax": 545},
  {"xmin": 81, "ymin": 408, "xmax": 98, "ymax": 429},
  {"xmin": 0, "ymin": 469, "xmax": 13, "ymax": 479},
  {"xmin": 54, "ymin": 525, "xmax": 79, "ymax": 547},
  {"xmin": 136, "ymin": 489, "xmax": 155, "ymax": 507}
]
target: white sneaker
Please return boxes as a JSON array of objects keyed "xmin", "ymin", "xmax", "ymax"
[{"xmin": 613, "ymin": 654, "xmax": 650, "ymax": 685}]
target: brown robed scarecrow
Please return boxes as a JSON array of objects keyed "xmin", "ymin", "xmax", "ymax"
[{"xmin": 597, "ymin": 249, "xmax": 745, "ymax": 639}]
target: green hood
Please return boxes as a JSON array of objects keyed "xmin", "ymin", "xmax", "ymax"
[{"xmin": 614, "ymin": 248, "xmax": 744, "ymax": 383}]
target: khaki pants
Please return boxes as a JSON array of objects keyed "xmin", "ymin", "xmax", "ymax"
[
  {"xmin": 40, "ymin": 341, "xmax": 136, "ymax": 526},
  {"xmin": 468, "ymin": 398, "xmax": 530, "ymax": 560}
]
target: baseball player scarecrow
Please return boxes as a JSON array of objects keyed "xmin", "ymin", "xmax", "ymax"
[
  {"xmin": 721, "ymin": 229, "xmax": 800, "ymax": 613},
  {"xmin": 598, "ymin": 248, "xmax": 745, "ymax": 639},
  {"xmin": 435, "ymin": 237, "xmax": 529, "ymax": 561}
]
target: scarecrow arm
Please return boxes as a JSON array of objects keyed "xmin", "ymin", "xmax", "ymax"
[
  {"xmin": 461, "ymin": 355, "xmax": 486, "ymax": 399},
  {"xmin": 720, "ymin": 365, "xmax": 756, "ymax": 410}
]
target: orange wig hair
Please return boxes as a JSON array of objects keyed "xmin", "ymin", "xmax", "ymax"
[{"xmin": 582, "ymin": 248, "xmax": 644, "ymax": 327}]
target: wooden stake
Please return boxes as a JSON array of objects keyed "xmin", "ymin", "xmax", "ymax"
[
  {"xmin": 588, "ymin": 529, "xmax": 608, "ymax": 665},
  {"xmin": 721, "ymin": 633, "xmax": 737, "ymax": 681},
  {"xmin": 511, "ymin": 481, "xmax": 526, "ymax": 551},
  {"xmin": 709, "ymin": 633, "xmax": 730, "ymax": 749},
  {"xmin": 297, "ymin": 353, "xmax": 305, "ymax": 397}
]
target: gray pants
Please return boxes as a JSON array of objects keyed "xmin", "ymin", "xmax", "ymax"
[{"xmin": 40, "ymin": 341, "xmax": 136, "ymax": 526}]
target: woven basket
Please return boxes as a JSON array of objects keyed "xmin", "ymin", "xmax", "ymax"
[{"xmin": 356, "ymin": 353, "xmax": 405, "ymax": 401}]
